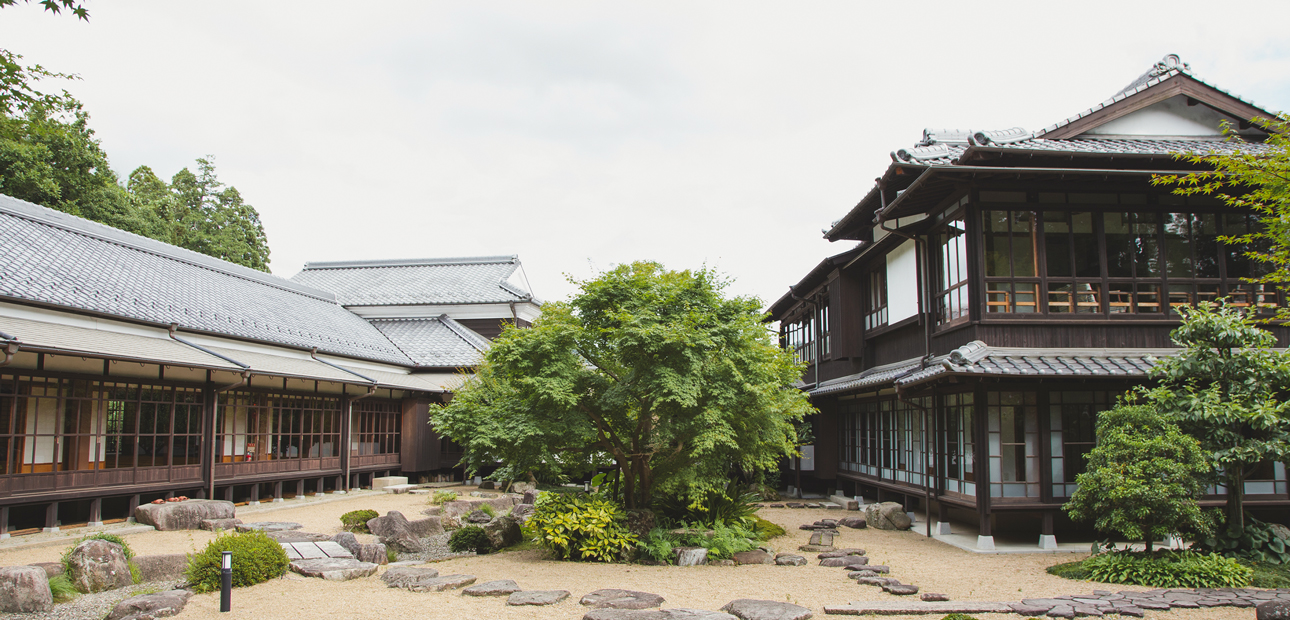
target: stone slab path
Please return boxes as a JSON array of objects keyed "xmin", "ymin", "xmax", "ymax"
[
  {"xmin": 824, "ymin": 587, "xmax": 1290, "ymax": 616},
  {"xmin": 279, "ymin": 541, "xmax": 353, "ymax": 561}
]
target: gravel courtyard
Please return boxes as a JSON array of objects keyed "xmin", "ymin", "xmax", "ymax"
[{"xmin": 0, "ymin": 488, "xmax": 1256, "ymax": 620}]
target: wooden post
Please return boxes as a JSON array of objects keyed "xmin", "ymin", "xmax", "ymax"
[
  {"xmin": 273, "ymin": 481, "xmax": 283, "ymax": 502},
  {"xmin": 250, "ymin": 483, "xmax": 260, "ymax": 504},
  {"xmin": 316, "ymin": 477, "xmax": 325, "ymax": 495},
  {"xmin": 44, "ymin": 501, "xmax": 59, "ymax": 533},
  {"xmin": 88, "ymin": 498, "xmax": 102, "ymax": 526},
  {"xmin": 223, "ymin": 486, "xmax": 233, "ymax": 502},
  {"xmin": 127, "ymin": 495, "xmax": 140, "ymax": 522},
  {"xmin": 0, "ymin": 505, "xmax": 9, "ymax": 540}
]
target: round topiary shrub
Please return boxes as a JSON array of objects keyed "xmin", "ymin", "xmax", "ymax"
[
  {"xmin": 448, "ymin": 526, "xmax": 492, "ymax": 554},
  {"xmin": 185, "ymin": 530, "xmax": 290, "ymax": 593},
  {"xmin": 340, "ymin": 509, "xmax": 379, "ymax": 533}
]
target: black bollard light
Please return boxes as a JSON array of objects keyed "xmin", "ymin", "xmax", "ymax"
[{"xmin": 220, "ymin": 550, "xmax": 232, "ymax": 612}]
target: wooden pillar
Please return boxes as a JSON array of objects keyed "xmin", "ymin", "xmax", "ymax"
[
  {"xmin": 1042, "ymin": 511, "xmax": 1054, "ymax": 535},
  {"xmin": 165, "ymin": 491, "xmax": 175, "ymax": 500},
  {"xmin": 127, "ymin": 494, "xmax": 140, "ymax": 521},
  {"xmin": 296, "ymin": 479, "xmax": 305, "ymax": 499},
  {"xmin": 273, "ymin": 481, "xmax": 283, "ymax": 502},
  {"xmin": 974, "ymin": 384, "xmax": 994, "ymax": 549},
  {"xmin": 223, "ymin": 486, "xmax": 233, "ymax": 502},
  {"xmin": 43, "ymin": 501, "xmax": 59, "ymax": 533},
  {"xmin": 195, "ymin": 488, "xmax": 206, "ymax": 500},
  {"xmin": 250, "ymin": 483, "xmax": 260, "ymax": 504},
  {"xmin": 0, "ymin": 505, "xmax": 9, "ymax": 539},
  {"xmin": 316, "ymin": 477, "xmax": 325, "ymax": 495},
  {"xmin": 88, "ymin": 498, "xmax": 102, "ymax": 526}
]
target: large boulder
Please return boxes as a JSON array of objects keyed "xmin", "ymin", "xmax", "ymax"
[
  {"xmin": 356, "ymin": 543, "xmax": 389, "ymax": 565},
  {"xmin": 406, "ymin": 516, "xmax": 444, "ymax": 538},
  {"xmin": 134, "ymin": 499, "xmax": 235, "ymax": 531},
  {"xmin": 0, "ymin": 565, "xmax": 52, "ymax": 613},
  {"xmin": 365, "ymin": 511, "xmax": 426, "ymax": 554},
  {"xmin": 483, "ymin": 515, "xmax": 523, "ymax": 549},
  {"xmin": 732, "ymin": 550, "xmax": 774, "ymax": 565},
  {"xmin": 1259, "ymin": 600, "xmax": 1290, "ymax": 620},
  {"xmin": 66, "ymin": 538, "xmax": 133, "ymax": 593},
  {"xmin": 863, "ymin": 502, "xmax": 911, "ymax": 531},
  {"xmin": 131, "ymin": 554, "xmax": 188, "ymax": 582},
  {"xmin": 105, "ymin": 589, "xmax": 192, "ymax": 620}
]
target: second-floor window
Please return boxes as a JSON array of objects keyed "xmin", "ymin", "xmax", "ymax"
[
  {"xmin": 865, "ymin": 268, "xmax": 887, "ymax": 330},
  {"xmin": 781, "ymin": 291, "xmax": 829, "ymax": 365},
  {"xmin": 935, "ymin": 212, "xmax": 970, "ymax": 326}
]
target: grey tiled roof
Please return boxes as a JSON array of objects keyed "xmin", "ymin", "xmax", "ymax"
[
  {"xmin": 0, "ymin": 194, "xmax": 413, "ymax": 365},
  {"xmin": 808, "ymin": 340, "xmax": 1170, "ymax": 396},
  {"xmin": 368, "ymin": 316, "xmax": 488, "ymax": 368},
  {"xmin": 292, "ymin": 256, "xmax": 533, "ymax": 307}
]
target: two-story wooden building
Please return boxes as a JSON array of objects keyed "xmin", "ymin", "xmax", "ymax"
[
  {"xmin": 0, "ymin": 194, "xmax": 539, "ymax": 537},
  {"xmin": 770, "ymin": 55, "xmax": 1288, "ymax": 549}
]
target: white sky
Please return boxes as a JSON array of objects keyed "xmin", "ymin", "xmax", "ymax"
[{"xmin": 2, "ymin": 1, "xmax": 1288, "ymax": 309}]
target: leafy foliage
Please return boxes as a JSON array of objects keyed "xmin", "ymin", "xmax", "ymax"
[
  {"xmin": 1081, "ymin": 550, "xmax": 1251, "ymax": 589},
  {"xmin": 185, "ymin": 530, "xmax": 289, "ymax": 593},
  {"xmin": 1063, "ymin": 403, "xmax": 1212, "ymax": 552},
  {"xmin": 0, "ymin": 0, "xmax": 88, "ymax": 20},
  {"xmin": 1138, "ymin": 302, "xmax": 1290, "ymax": 535},
  {"xmin": 528, "ymin": 492, "xmax": 638, "ymax": 562},
  {"xmin": 479, "ymin": 503, "xmax": 498, "ymax": 518},
  {"xmin": 1193, "ymin": 517, "xmax": 1290, "ymax": 564},
  {"xmin": 653, "ymin": 486, "xmax": 760, "ymax": 528},
  {"xmin": 46, "ymin": 573, "xmax": 78, "ymax": 603},
  {"xmin": 1153, "ymin": 114, "xmax": 1290, "ymax": 322},
  {"xmin": 448, "ymin": 526, "xmax": 492, "ymax": 554},
  {"xmin": 430, "ymin": 490, "xmax": 458, "ymax": 505},
  {"xmin": 635, "ymin": 523, "xmax": 760, "ymax": 563},
  {"xmin": 432, "ymin": 262, "xmax": 815, "ymax": 509},
  {"xmin": 1246, "ymin": 559, "xmax": 1290, "ymax": 588},
  {"xmin": 1046, "ymin": 560, "xmax": 1092, "ymax": 581},
  {"xmin": 340, "ymin": 509, "xmax": 379, "ymax": 534}
]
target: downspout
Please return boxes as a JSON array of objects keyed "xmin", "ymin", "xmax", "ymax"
[
  {"xmin": 872, "ymin": 180, "xmax": 933, "ymax": 369},
  {"xmin": 343, "ymin": 384, "xmax": 379, "ymax": 491},
  {"xmin": 0, "ymin": 331, "xmax": 18, "ymax": 367}
]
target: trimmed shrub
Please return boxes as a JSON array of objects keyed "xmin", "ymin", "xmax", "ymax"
[
  {"xmin": 448, "ymin": 526, "xmax": 492, "ymax": 554},
  {"xmin": 340, "ymin": 509, "xmax": 379, "ymax": 533},
  {"xmin": 529, "ymin": 492, "xmax": 638, "ymax": 562},
  {"xmin": 1082, "ymin": 550, "xmax": 1251, "ymax": 588},
  {"xmin": 186, "ymin": 530, "xmax": 290, "ymax": 593},
  {"xmin": 430, "ymin": 490, "xmax": 458, "ymax": 505}
]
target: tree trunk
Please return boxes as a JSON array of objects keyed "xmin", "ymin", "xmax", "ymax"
[
  {"xmin": 622, "ymin": 459, "xmax": 637, "ymax": 510},
  {"xmin": 1227, "ymin": 465, "xmax": 1246, "ymax": 536}
]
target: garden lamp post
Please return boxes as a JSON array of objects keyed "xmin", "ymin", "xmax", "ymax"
[{"xmin": 220, "ymin": 551, "xmax": 232, "ymax": 612}]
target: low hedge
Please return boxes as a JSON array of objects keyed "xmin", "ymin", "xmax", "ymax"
[
  {"xmin": 1050, "ymin": 550, "xmax": 1251, "ymax": 589},
  {"xmin": 340, "ymin": 509, "xmax": 379, "ymax": 533},
  {"xmin": 186, "ymin": 530, "xmax": 290, "ymax": 593}
]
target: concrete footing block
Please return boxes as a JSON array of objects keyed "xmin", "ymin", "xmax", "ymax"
[
  {"xmin": 1039, "ymin": 534, "xmax": 1058, "ymax": 550},
  {"xmin": 976, "ymin": 535, "xmax": 995, "ymax": 550},
  {"xmin": 935, "ymin": 521, "xmax": 951, "ymax": 535}
]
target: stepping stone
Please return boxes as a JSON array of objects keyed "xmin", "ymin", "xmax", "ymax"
[
  {"xmin": 236, "ymin": 521, "xmax": 302, "ymax": 532},
  {"xmin": 847, "ymin": 570, "xmax": 877, "ymax": 579},
  {"xmin": 1010, "ymin": 603, "xmax": 1054, "ymax": 615},
  {"xmin": 856, "ymin": 577, "xmax": 900, "ymax": 587},
  {"xmin": 581, "ymin": 589, "xmax": 666, "ymax": 609},
  {"xmin": 720, "ymin": 599, "xmax": 812, "ymax": 620},
  {"xmin": 732, "ymin": 550, "xmax": 774, "ymax": 565},
  {"xmin": 838, "ymin": 517, "xmax": 866, "ymax": 529},
  {"xmin": 819, "ymin": 556, "xmax": 867, "ymax": 568},
  {"xmin": 883, "ymin": 584, "xmax": 918, "ymax": 595},
  {"xmin": 409, "ymin": 489, "xmax": 430, "ymax": 494},
  {"xmin": 268, "ymin": 531, "xmax": 331, "ymax": 543},
  {"xmin": 291, "ymin": 543, "xmax": 327, "ymax": 559},
  {"xmin": 818, "ymin": 549, "xmax": 864, "ymax": 559},
  {"xmin": 785, "ymin": 503, "xmax": 805, "ymax": 508},
  {"xmin": 920, "ymin": 593, "xmax": 948, "ymax": 602},
  {"xmin": 822, "ymin": 503, "xmax": 843, "ymax": 510},
  {"xmin": 808, "ymin": 532, "xmax": 833, "ymax": 547},
  {"xmin": 462, "ymin": 580, "xmax": 521, "ymax": 596},
  {"xmin": 105, "ymin": 589, "xmax": 191, "ymax": 620},
  {"xmin": 381, "ymin": 567, "xmax": 441, "ymax": 591},
  {"xmin": 509, "ymin": 590, "xmax": 571, "ymax": 606},
  {"xmin": 774, "ymin": 555, "xmax": 806, "ymax": 566},
  {"xmin": 798, "ymin": 545, "xmax": 834, "ymax": 553},
  {"xmin": 288, "ymin": 558, "xmax": 378, "ymax": 581},
  {"xmin": 805, "ymin": 503, "xmax": 821, "ymax": 509},
  {"xmin": 315, "ymin": 541, "xmax": 353, "ymax": 559},
  {"xmin": 280, "ymin": 544, "xmax": 301, "ymax": 560},
  {"xmin": 823, "ymin": 601, "xmax": 1012, "ymax": 615},
  {"xmin": 583, "ymin": 610, "xmax": 738, "ymax": 620},
  {"xmin": 769, "ymin": 504, "xmax": 785, "ymax": 508}
]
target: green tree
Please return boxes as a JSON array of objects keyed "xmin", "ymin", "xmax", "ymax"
[
  {"xmin": 140, "ymin": 158, "xmax": 271, "ymax": 271},
  {"xmin": 1064, "ymin": 403, "xmax": 1212, "ymax": 553},
  {"xmin": 1153, "ymin": 114, "xmax": 1290, "ymax": 321},
  {"xmin": 1140, "ymin": 302, "xmax": 1290, "ymax": 536},
  {"xmin": 431, "ymin": 261, "xmax": 816, "ymax": 509}
]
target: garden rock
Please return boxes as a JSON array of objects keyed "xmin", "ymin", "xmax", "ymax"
[
  {"xmin": 855, "ymin": 577, "xmax": 900, "ymax": 587},
  {"xmin": 819, "ymin": 555, "xmax": 867, "ymax": 568},
  {"xmin": 406, "ymin": 516, "xmax": 444, "ymax": 537},
  {"xmin": 365, "ymin": 511, "xmax": 427, "ymax": 554},
  {"xmin": 483, "ymin": 514, "xmax": 523, "ymax": 549},
  {"xmin": 847, "ymin": 570, "xmax": 877, "ymax": 579},
  {"xmin": 1259, "ymin": 600, "xmax": 1290, "ymax": 620},
  {"xmin": 267, "ymin": 531, "xmax": 331, "ymax": 543},
  {"xmin": 509, "ymin": 590, "xmax": 571, "ymax": 606},
  {"xmin": 331, "ymin": 532, "xmax": 361, "ymax": 556},
  {"xmin": 289, "ymin": 558, "xmax": 378, "ymax": 581},
  {"xmin": 581, "ymin": 589, "xmax": 666, "ymax": 609},
  {"xmin": 708, "ymin": 559, "xmax": 736, "ymax": 566},
  {"xmin": 465, "ymin": 509, "xmax": 492, "ymax": 524},
  {"xmin": 66, "ymin": 538, "xmax": 133, "ymax": 593},
  {"xmin": 817, "ymin": 549, "xmax": 864, "ymax": 558},
  {"xmin": 105, "ymin": 589, "xmax": 192, "ymax": 620},
  {"xmin": 838, "ymin": 516, "xmax": 866, "ymax": 529},
  {"xmin": 675, "ymin": 547, "xmax": 709, "ymax": 566},
  {"xmin": 863, "ymin": 502, "xmax": 911, "ymax": 531},
  {"xmin": 583, "ymin": 609, "xmax": 738, "ymax": 620},
  {"xmin": 134, "ymin": 499, "xmax": 235, "ymax": 531},
  {"xmin": 131, "ymin": 554, "xmax": 188, "ymax": 581},
  {"xmin": 797, "ymin": 544, "xmax": 833, "ymax": 553},
  {"xmin": 0, "ymin": 565, "xmax": 52, "ymax": 613},
  {"xmin": 883, "ymin": 584, "xmax": 919, "ymax": 595},
  {"xmin": 720, "ymin": 599, "xmax": 812, "ymax": 620},
  {"xmin": 356, "ymin": 543, "xmax": 389, "ymax": 565},
  {"xmin": 199, "ymin": 518, "xmax": 242, "ymax": 531},
  {"xmin": 235, "ymin": 521, "xmax": 302, "ymax": 532},
  {"xmin": 732, "ymin": 550, "xmax": 774, "ymax": 565},
  {"xmin": 522, "ymin": 489, "xmax": 538, "ymax": 503},
  {"xmin": 774, "ymin": 554, "xmax": 806, "ymax": 566},
  {"xmin": 27, "ymin": 562, "xmax": 63, "ymax": 578},
  {"xmin": 381, "ymin": 566, "xmax": 439, "ymax": 590},
  {"xmin": 920, "ymin": 593, "xmax": 949, "ymax": 602},
  {"xmin": 512, "ymin": 504, "xmax": 535, "ymax": 521},
  {"xmin": 389, "ymin": 570, "xmax": 475, "ymax": 592},
  {"xmin": 463, "ymin": 579, "xmax": 522, "ymax": 596}
]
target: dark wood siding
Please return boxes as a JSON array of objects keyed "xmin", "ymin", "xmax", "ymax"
[{"xmin": 399, "ymin": 398, "xmax": 438, "ymax": 472}]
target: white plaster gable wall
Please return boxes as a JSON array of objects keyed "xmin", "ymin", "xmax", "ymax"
[
  {"xmin": 887, "ymin": 239, "xmax": 919, "ymax": 323},
  {"xmin": 1084, "ymin": 95, "xmax": 1256, "ymax": 137}
]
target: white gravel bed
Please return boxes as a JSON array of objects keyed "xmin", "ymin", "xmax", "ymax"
[{"xmin": 393, "ymin": 532, "xmax": 476, "ymax": 563}]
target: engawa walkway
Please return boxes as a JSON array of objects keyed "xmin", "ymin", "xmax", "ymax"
[{"xmin": 825, "ymin": 587, "xmax": 1290, "ymax": 617}]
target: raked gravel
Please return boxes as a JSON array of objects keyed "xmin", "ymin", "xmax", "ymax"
[{"xmin": 0, "ymin": 580, "xmax": 183, "ymax": 620}]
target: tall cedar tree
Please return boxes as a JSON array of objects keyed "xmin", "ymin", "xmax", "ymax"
[
  {"xmin": 432, "ymin": 262, "xmax": 816, "ymax": 509},
  {"xmin": 1140, "ymin": 302, "xmax": 1290, "ymax": 536}
]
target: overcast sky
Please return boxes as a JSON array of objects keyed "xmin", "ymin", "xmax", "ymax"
[{"xmin": 3, "ymin": 2, "xmax": 1288, "ymax": 308}]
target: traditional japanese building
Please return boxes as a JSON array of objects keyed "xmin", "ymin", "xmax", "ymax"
[
  {"xmin": 0, "ymin": 195, "xmax": 538, "ymax": 536},
  {"xmin": 770, "ymin": 55, "xmax": 1288, "ymax": 548}
]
